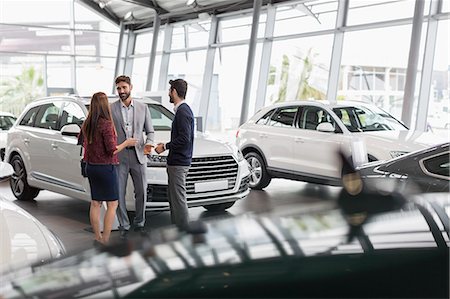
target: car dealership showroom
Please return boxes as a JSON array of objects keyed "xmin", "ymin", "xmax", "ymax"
[{"xmin": 0, "ymin": 0, "xmax": 449, "ymax": 298}]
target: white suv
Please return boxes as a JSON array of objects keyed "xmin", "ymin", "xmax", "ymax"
[
  {"xmin": 6, "ymin": 96, "xmax": 250, "ymax": 211},
  {"xmin": 236, "ymin": 100, "xmax": 443, "ymax": 189}
]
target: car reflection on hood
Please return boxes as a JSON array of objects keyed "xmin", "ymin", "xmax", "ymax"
[{"xmin": 1, "ymin": 191, "xmax": 448, "ymax": 299}]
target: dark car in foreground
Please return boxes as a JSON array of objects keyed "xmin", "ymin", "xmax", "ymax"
[
  {"xmin": 1, "ymin": 189, "xmax": 448, "ymax": 298},
  {"xmin": 358, "ymin": 143, "xmax": 449, "ymax": 194}
]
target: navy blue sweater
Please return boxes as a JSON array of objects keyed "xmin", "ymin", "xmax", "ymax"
[{"xmin": 166, "ymin": 103, "xmax": 194, "ymax": 166}]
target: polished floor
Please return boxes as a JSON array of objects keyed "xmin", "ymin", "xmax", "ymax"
[{"xmin": 0, "ymin": 179, "xmax": 340, "ymax": 255}]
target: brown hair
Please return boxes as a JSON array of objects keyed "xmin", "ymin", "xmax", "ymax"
[
  {"xmin": 82, "ymin": 92, "xmax": 115, "ymax": 144},
  {"xmin": 115, "ymin": 75, "xmax": 131, "ymax": 85},
  {"xmin": 169, "ymin": 79, "xmax": 188, "ymax": 99}
]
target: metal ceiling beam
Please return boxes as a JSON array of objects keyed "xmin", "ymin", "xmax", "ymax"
[
  {"xmin": 120, "ymin": 0, "xmax": 169, "ymax": 14},
  {"xmin": 76, "ymin": 0, "xmax": 120, "ymax": 25}
]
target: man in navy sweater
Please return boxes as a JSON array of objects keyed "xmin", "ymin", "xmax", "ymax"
[{"xmin": 155, "ymin": 79, "xmax": 194, "ymax": 230}]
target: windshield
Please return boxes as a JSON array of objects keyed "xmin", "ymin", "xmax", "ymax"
[
  {"xmin": 332, "ymin": 105, "xmax": 407, "ymax": 132},
  {"xmin": 84, "ymin": 103, "xmax": 174, "ymax": 131},
  {"xmin": 0, "ymin": 115, "xmax": 16, "ymax": 130},
  {"xmin": 147, "ymin": 104, "xmax": 174, "ymax": 131}
]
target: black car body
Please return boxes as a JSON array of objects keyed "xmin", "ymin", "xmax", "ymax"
[
  {"xmin": 358, "ymin": 143, "xmax": 449, "ymax": 194},
  {"xmin": 1, "ymin": 192, "xmax": 448, "ymax": 298}
]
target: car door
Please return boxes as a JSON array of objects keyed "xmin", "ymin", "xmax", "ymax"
[
  {"xmin": 51, "ymin": 100, "xmax": 88, "ymax": 193},
  {"xmin": 25, "ymin": 101, "xmax": 64, "ymax": 182},
  {"xmin": 258, "ymin": 106, "xmax": 299, "ymax": 170},
  {"xmin": 293, "ymin": 105, "xmax": 347, "ymax": 179}
]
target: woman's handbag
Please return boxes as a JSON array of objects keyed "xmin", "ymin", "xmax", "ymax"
[{"xmin": 80, "ymin": 160, "xmax": 88, "ymax": 177}]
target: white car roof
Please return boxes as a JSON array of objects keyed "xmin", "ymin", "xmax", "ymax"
[
  {"xmin": 30, "ymin": 95, "xmax": 161, "ymax": 106},
  {"xmin": 261, "ymin": 100, "xmax": 377, "ymax": 110},
  {"xmin": 0, "ymin": 111, "xmax": 15, "ymax": 117}
]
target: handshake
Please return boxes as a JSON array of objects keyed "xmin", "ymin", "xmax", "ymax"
[{"xmin": 142, "ymin": 143, "xmax": 166, "ymax": 155}]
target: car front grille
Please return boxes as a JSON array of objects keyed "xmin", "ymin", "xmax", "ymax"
[
  {"xmin": 186, "ymin": 155, "xmax": 238, "ymax": 194},
  {"xmin": 147, "ymin": 155, "xmax": 240, "ymax": 202}
]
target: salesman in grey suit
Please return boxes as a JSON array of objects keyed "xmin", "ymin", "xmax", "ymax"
[{"xmin": 111, "ymin": 75, "xmax": 154, "ymax": 238}]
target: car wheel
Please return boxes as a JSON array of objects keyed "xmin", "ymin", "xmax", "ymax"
[
  {"xmin": 10, "ymin": 155, "xmax": 40, "ymax": 201},
  {"xmin": 203, "ymin": 201, "xmax": 235, "ymax": 212},
  {"xmin": 245, "ymin": 152, "xmax": 271, "ymax": 190}
]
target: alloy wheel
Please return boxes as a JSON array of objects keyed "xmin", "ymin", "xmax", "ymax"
[{"xmin": 247, "ymin": 156, "xmax": 262, "ymax": 187}]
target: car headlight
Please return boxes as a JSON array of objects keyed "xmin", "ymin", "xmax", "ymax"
[
  {"xmin": 147, "ymin": 154, "xmax": 167, "ymax": 167},
  {"xmin": 390, "ymin": 151, "xmax": 408, "ymax": 158}
]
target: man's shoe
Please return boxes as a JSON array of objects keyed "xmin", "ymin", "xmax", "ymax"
[
  {"xmin": 119, "ymin": 229, "xmax": 129, "ymax": 240},
  {"xmin": 134, "ymin": 226, "xmax": 149, "ymax": 236}
]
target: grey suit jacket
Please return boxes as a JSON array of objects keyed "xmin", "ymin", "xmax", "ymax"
[{"xmin": 111, "ymin": 99, "xmax": 154, "ymax": 165}]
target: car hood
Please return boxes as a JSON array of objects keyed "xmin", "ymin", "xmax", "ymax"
[
  {"xmin": 0, "ymin": 197, "xmax": 64, "ymax": 272},
  {"xmin": 355, "ymin": 130, "xmax": 445, "ymax": 153},
  {"xmin": 154, "ymin": 131, "xmax": 235, "ymax": 156}
]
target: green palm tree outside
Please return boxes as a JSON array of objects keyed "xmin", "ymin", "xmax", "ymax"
[{"xmin": 0, "ymin": 66, "xmax": 44, "ymax": 116}]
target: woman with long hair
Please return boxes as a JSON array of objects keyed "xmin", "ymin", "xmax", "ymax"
[{"xmin": 81, "ymin": 92, "xmax": 137, "ymax": 245}]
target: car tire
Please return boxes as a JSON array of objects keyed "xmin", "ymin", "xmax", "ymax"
[
  {"xmin": 10, "ymin": 155, "xmax": 40, "ymax": 201},
  {"xmin": 203, "ymin": 201, "xmax": 235, "ymax": 212},
  {"xmin": 245, "ymin": 151, "xmax": 271, "ymax": 190}
]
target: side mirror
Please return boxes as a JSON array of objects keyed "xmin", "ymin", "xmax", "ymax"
[
  {"xmin": 61, "ymin": 124, "xmax": 81, "ymax": 137},
  {"xmin": 0, "ymin": 162, "xmax": 14, "ymax": 182},
  {"xmin": 316, "ymin": 122, "xmax": 335, "ymax": 132}
]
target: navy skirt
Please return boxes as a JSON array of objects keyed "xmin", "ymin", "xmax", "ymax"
[{"xmin": 86, "ymin": 164, "xmax": 119, "ymax": 201}]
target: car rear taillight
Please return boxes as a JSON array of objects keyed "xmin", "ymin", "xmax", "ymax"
[{"xmin": 236, "ymin": 129, "xmax": 240, "ymax": 138}]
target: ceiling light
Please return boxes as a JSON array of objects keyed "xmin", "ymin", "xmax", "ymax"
[
  {"xmin": 98, "ymin": 0, "xmax": 111, "ymax": 9},
  {"xmin": 186, "ymin": 0, "xmax": 198, "ymax": 8},
  {"xmin": 124, "ymin": 11, "xmax": 134, "ymax": 20},
  {"xmin": 198, "ymin": 12, "xmax": 210, "ymax": 20}
]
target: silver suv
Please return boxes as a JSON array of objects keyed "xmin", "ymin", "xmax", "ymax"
[{"xmin": 6, "ymin": 96, "xmax": 250, "ymax": 211}]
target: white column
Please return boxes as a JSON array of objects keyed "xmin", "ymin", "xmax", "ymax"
[
  {"xmin": 415, "ymin": 0, "xmax": 441, "ymax": 131},
  {"xmin": 401, "ymin": 0, "xmax": 425, "ymax": 127},
  {"xmin": 326, "ymin": 0, "xmax": 349, "ymax": 104},
  {"xmin": 158, "ymin": 25, "xmax": 173, "ymax": 91},
  {"xmin": 254, "ymin": 4, "xmax": 276, "ymax": 113},
  {"xmin": 198, "ymin": 16, "xmax": 219, "ymax": 132}
]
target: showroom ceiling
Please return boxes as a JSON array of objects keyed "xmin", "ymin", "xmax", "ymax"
[{"xmin": 77, "ymin": 0, "xmax": 307, "ymax": 30}]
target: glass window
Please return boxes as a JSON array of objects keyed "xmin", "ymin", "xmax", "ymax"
[
  {"xmin": 35, "ymin": 102, "xmax": 63, "ymax": 130},
  {"xmin": 332, "ymin": 105, "xmax": 407, "ymax": 132},
  {"xmin": 422, "ymin": 154, "xmax": 450, "ymax": 178},
  {"xmin": 267, "ymin": 107, "xmax": 297, "ymax": 127},
  {"xmin": 427, "ymin": 20, "xmax": 449, "ymax": 138},
  {"xmin": 208, "ymin": 45, "xmax": 249, "ymax": 132},
  {"xmin": 0, "ymin": 1, "xmax": 71, "ymax": 25},
  {"xmin": 171, "ymin": 21, "xmax": 210, "ymax": 50},
  {"xmin": 443, "ymin": 0, "xmax": 450, "ymax": 13},
  {"xmin": 347, "ymin": 0, "xmax": 416, "ymax": 26},
  {"xmin": 298, "ymin": 106, "xmax": 326, "ymax": 130},
  {"xmin": 74, "ymin": 2, "xmax": 120, "ymax": 57},
  {"xmin": 135, "ymin": 32, "xmax": 153, "ymax": 55},
  {"xmin": 256, "ymin": 109, "xmax": 275, "ymax": 125},
  {"xmin": 274, "ymin": 1, "xmax": 337, "ymax": 36},
  {"xmin": 218, "ymin": 14, "xmax": 266, "ymax": 43},
  {"xmin": 76, "ymin": 57, "xmax": 115, "ymax": 95},
  {"xmin": 0, "ymin": 24, "xmax": 71, "ymax": 55},
  {"xmin": 0, "ymin": 115, "xmax": 16, "ymax": 131},
  {"xmin": 60, "ymin": 102, "xmax": 85, "ymax": 128},
  {"xmin": 19, "ymin": 107, "xmax": 40, "ymax": 127},
  {"xmin": 147, "ymin": 104, "xmax": 174, "ymax": 131},
  {"xmin": 338, "ymin": 25, "xmax": 426, "ymax": 120},
  {"xmin": 168, "ymin": 51, "xmax": 207, "ymax": 117},
  {"xmin": 131, "ymin": 57, "xmax": 150, "ymax": 92},
  {"xmin": 266, "ymin": 35, "xmax": 333, "ymax": 106}
]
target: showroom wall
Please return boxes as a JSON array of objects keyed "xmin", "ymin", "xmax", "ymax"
[{"xmin": 0, "ymin": 0, "xmax": 448, "ymax": 138}]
